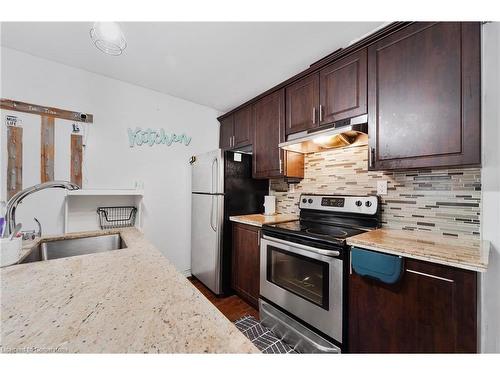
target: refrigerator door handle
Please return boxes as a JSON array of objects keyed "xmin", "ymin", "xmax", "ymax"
[
  {"xmin": 209, "ymin": 155, "xmax": 219, "ymax": 231},
  {"xmin": 211, "ymin": 157, "xmax": 216, "ymax": 193},
  {"xmin": 210, "ymin": 195, "xmax": 217, "ymax": 232}
]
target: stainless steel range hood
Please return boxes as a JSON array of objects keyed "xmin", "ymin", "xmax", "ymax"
[{"xmin": 279, "ymin": 114, "xmax": 368, "ymax": 154}]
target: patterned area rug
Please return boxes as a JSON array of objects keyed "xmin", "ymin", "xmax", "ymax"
[{"xmin": 234, "ymin": 315, "xmax": 297, "ymax": 354}]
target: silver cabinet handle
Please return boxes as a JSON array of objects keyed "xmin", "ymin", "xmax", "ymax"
[
  {"xmin": 319, "ymin": 105, "xmax": 323, "ymax": 123},
  {"xmin": 369, "ymin": 147, "xmax": 375, "ymax": 169},
  {"xmin": 278, "ymin": 105, "xmax": 283, "ymax": 174},
  {"xmin": 312, "ymin": 107, "xmax": 316, "ymax": 124},
  {"xmin": 406, "ymin": 269, "xmax": 454, "ymax": 283}
]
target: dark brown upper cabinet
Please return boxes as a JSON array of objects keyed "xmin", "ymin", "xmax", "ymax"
[
  {"xmin": 319, "ymin": 49, "xmax": 367, "ymax": 125},
  {"xmin": 253, "ymin": 89, "xmax": 304, "ymax": 179},
  {"xmin": 219, "ymin": 106, "xmax": 253, "ymax": 150},
  {"xmin": 233, "ymin": 106, "xmax": 253, "ymax": 148},
  {"xmin": 367, "ymin": 22, "xmax": 481, "ymax": 170},
  {"xmin": 286, "ymin": 50, "xmax": 368, "ymax": 135},
  {"xmin": 219, "ymin": 115, "xmax": 234, "ymax": 150},
  {"xmin": 285, "ymin": 73, "xmax": 320, "ymax": 135},
  {"xmin": 253, "ymin": 90, "xmax": 285, "ymax": 178}
]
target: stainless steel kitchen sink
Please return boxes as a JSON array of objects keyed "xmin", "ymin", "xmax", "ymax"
[{"xmin": 20, "ymin": 234, "xmax": 126, "ymax": 264}]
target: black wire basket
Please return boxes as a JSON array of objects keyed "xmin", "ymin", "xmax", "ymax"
[{"xmin": 97, "ymin": 206, "xmax": 137, "ymax": 229}]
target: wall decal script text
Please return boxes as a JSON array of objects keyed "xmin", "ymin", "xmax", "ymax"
[{"xmin": 128, "ymin": 127, "xmax": 192, "ymax": 148}]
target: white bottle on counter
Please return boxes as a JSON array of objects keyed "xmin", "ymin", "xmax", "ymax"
[{"xmin": 263, "ymin": 195, "xmax": 276, "ymax": 216}]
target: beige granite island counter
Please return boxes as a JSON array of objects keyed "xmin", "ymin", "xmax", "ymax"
[
  {"xmin": 0, "ymin": 228, "xmax": 258, "ymax": 353},
  {"xmin": 229, "ymin": 213, "xmax": 298, "ymax": 227},
  {"xmin": 347, "ymin": 228, "xmax": 490, "ymax": 273}
]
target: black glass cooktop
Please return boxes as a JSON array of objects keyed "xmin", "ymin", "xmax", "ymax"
[{"xmin": 263, "ymin": 220, "xmax": 366, "ymax": 246}]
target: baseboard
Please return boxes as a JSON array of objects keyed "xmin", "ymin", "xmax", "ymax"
[{"xmin": 181, "ymin": 269, "xmax": 192, "ymax": 278}]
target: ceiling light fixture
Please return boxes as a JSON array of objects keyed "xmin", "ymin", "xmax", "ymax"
[{"xmin": 90, "ymin": 22, "xmax": 127, "ymax": 56}]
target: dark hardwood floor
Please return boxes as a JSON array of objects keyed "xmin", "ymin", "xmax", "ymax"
[{"xmin": 189, "ymin": 277, "xmax": 259, "ymax": 322}]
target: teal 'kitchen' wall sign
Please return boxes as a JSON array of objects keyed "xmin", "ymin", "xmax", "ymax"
[{"xmin": 128, "ymin": 127, "xmax": 192, "ymax": 148}]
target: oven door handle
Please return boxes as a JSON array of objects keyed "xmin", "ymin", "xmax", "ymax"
[{"xmin": 262, "ymin": 235, "xmax": 340, "ymax": 257}]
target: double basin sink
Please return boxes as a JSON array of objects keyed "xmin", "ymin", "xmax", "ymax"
[{"xmin": 21, "ymin": 234, "xmax": 126, "ymax": 264}]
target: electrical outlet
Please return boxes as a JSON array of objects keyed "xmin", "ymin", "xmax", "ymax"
[{"xmin": 377, "ymin": 180, "xmax": 388, "ymax": 195}]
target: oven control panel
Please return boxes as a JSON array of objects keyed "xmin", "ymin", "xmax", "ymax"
[
  {"xmin": 299, "ymin": 194, "xmax": 378, "ymax": 215},
  {"xmin": 321, "ymin": 197, "xmax": 345, "ymax": 207}
]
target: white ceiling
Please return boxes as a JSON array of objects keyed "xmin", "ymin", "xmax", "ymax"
[{"xmin": 1, "ymin": 22, "xmax": 384, "ymax": 112}]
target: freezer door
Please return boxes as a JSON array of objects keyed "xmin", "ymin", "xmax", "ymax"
[
  {"xmin": 191, "ymin": 149, "xmax": 223, "ymax": 194},
  {"xmin": 191, "ymin": 193, "xmax": 223, "ymax": 294}
]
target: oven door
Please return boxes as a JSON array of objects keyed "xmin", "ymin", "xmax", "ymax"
[{"xmin": 260, "ymin": 235, "xmax": 343, "ymax": 343}]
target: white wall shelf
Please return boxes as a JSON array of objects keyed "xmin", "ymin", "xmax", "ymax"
[
  {"xmin": 67, "ymin": 189, "xmax": 144, "ymax": 196},
  {"xmin": 64, "ymin": 189, "xmax": 144, "ymax": 233}
]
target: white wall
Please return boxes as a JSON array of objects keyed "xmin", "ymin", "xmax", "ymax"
[
  {"xmin": 480, "ymin": 22, "xmax": 500, "ymax": 353},
  {"xmin": 0, "ymin": 47, "xmax": 220, "ymax": 273}
]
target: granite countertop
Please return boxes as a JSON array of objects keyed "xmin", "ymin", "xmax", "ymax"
[
  {"xmin": 347, "ymin": 228, "xmax": 490, "ymax": 273},
  {"xmin": 0, "ymin": 228, "xmax": 258, "ymax": 353},
  {"xmin": 229, "ymin": 213, "xmax": 298, "ymax": 227}
]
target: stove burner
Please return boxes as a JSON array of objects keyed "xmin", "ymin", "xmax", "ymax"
[{"xmin": 305, "ymin": 227, "xmax": 349, "ymax": 238}]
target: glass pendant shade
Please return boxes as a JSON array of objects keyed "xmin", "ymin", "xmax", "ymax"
[{"xmin": 90, "ymin": 22, "xmax": 127, "ymax": 56}]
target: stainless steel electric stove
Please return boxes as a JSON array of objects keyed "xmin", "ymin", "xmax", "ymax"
[{"xmin": 259, "ymin": 194, "xmax": 381, "ymax": 353}]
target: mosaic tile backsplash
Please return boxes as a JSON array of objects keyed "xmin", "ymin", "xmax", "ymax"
[{"xmin": 270, "ymin": 145, "xmax": 481, "ymax": 240}]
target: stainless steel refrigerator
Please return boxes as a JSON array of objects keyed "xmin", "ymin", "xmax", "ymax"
[{"xmin": 190, "ymin": 149, "xmax": 268, "ymax": 295}]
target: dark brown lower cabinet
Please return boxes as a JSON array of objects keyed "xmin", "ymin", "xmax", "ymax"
[
  {"xmin": 231, "ymin": 223, "xmax": 261, "ymax": 308},
  {"xmin": 348, "ymin": 256, "xmax": 477, "ymax": 353}
]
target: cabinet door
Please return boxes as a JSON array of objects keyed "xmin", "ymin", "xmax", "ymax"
[
  {"xmin": 319, "ymin": 49, "xmax": 367, "ymax": 125},
  {"xmin": 253, "ymin": 89, "xmax": 286, "ymax": 178},
  {"xmin": 348, "ymin": 256, "xmax": 477, "ymax": 353},
  {"xmin": 404, "ymin": 259, "xmax": 477, "ymax": 353},
  {"xmin": 233, "ymin": 106, "xmax": 253, "ymax": 148},
  {"xmin": 348, "ymin": 267, "xmax": 411, "ymax": 353},
  {"xmin": 285, "ymin": 73, "xmax": 320, "ymax": 135},
  {"xmin": 219, "ymin": 115, "xmax": 234, "ymax": 150},
  {"xmin": 231, "ymin": 223, "xmax": 260, "ymax": 308},
  {"xmin": 368, "ymin": 22, "xmax": 481, "ymax": 170},
  {"xmin": 284, "ymin": 151, "xmax": 304, "ymax": 179}
]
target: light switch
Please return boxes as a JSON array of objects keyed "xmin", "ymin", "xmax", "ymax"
[
  {"xmin": 233, "ymin": 152, "xmax": 242, "ymax": 162},
  {"xmin": 377, "ymin": 180, "xmax": 388, "ymax": 195}
]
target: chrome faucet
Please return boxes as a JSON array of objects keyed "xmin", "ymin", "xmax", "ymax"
[{"xmin": 4, "ymin": 181, "xmax": 80, "ymax": 237}]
